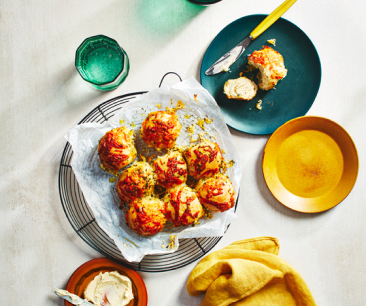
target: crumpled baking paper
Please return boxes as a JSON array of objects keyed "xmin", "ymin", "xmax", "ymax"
[{"xmin": 65, "ymin": 77, "xmax": 242, "ymax": 262}]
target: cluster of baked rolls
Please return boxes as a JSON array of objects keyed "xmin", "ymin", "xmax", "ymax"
[{"xmin": 98, "ymin": 110, "xmax": 236, "ymax": 237}]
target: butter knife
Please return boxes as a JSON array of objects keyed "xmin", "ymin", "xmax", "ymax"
[
  {"xmin": 205, "ymin": 0, "xmax": 297, "ymax": 76},
  {"xmin": 52, "ymin": 288, "xmax": 95, "ymax": 306}
]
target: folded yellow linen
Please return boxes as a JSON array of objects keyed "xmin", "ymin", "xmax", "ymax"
[{"xmin": 187, "ymin": 237, "xmax": 316, "ymax": 306}]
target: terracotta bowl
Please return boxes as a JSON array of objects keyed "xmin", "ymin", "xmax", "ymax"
[{"xmin": 65, "ymin": 258, "xmax": 147, "ymax": 306}]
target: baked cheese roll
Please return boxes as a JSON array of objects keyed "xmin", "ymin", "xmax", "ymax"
[
  {"xmin": 117, "ymin": 161, "xmax": 156, "ymax": 203},
  {"xmin": 248, "ymin": 46, "xmax": 287, "ymax": 91},
  {"xmin": 183, "ymin": 140, "xmax": 223, "ymax": 179},
  {"xmin": 153, "ymin": 151, "xmax": 188, "ymax": 189},
  {"xmin": 223, "ymin": 76, "xmax": 258, "ymax": 100},
  {"xmin": 141, "ymin": 111, "xmax": 182, "ymax": 150},
  {"xmin": 125, "ymin": 196, "xmax": 166, "ymax": 236},
  {"xmin": 98, "ymin": 127, "xmax": 137, "ymax": 171},
  {"xmin": 164, "ymin": 184, "xmax": 204, "ymax": 227},
  {"xmin": 195, "ymin": 173, "xmax": 235, "ymax": 212}
]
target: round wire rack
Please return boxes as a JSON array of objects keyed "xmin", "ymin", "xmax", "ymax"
[{"xmin": 59, "ymin": 77, "xmax": 237, "ymax": 272}]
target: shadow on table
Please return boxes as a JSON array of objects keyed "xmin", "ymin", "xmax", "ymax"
[
  {"xmin": 59, "ymin": 62, "xmax": 109, "ymax": 110},
  {"xmin": 70, "ymin": 0, "xmax": 207, "ymax": 83},
  {"xmin": 137, "ymin": 0, "xmax": 206, "ymax": 36},
  {"xmin": 229, "ymin": 127, "xmax": 330, "ymax": 220},
  {"xmin": 43, "ymin": 137, "xmax": 103, "ymax": 261}
]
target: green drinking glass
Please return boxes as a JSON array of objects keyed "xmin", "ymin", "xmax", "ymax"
[{"xmin": 75, "ymin": 35, "xmax": 130, "ymax": 91}]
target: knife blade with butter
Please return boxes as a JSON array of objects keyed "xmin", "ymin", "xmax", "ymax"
[
  {"xmin": 52, "ymin": 288, "xmax": 96, "ymax": 306},
  {"xmin": 205, "ymin": 0, "xmax": 297, "ymax": 76}
]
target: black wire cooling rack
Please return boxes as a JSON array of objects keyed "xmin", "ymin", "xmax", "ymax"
[{"xmin": 58, "ymin": 74, "xmax": 236, "ymax": 272}]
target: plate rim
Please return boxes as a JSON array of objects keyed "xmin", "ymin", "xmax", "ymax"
[
  {"xmin": 261, "ymin": 115, "xmax": 359, "ymax": 213},
  {"xmin": 200, "ymin": 14, "xmax": 322, "ymax": 135}
]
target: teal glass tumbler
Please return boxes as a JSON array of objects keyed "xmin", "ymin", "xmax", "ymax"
[
  {"xmin": 75, "ymin": 35, "xmax": 130, "ymax": 91},
  {"xmin": 186, "ymin": 0, "xmax": 222, "ymax": 5}
]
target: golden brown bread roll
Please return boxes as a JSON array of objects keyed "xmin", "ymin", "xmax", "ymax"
[
  {"xmin": 153, "ymin": 151, "xmax": 188, "ymax": 189},
  {"xmin": 183, "ymin": 140, "xmax": 223, "ymax": 180},
  {"xmin": 164, "ymin": 184, "xmax": 204, "ymax": 227},
  {"xmin": 141, "ymin": 111, "xmax": 182, "ymax": 150},
  {"xmin": 98, "ymin": 127, "xmax": 137, "ymax": 171},
  {"xmin": 195, "ymin": 173, "xmax": 235, "ymax": 212},
  {"xmin": 117, "ymin": 161, "xmax": 156, "ymax": 203},
  {"xmin": 125, "ymin": 196, "xmax": 166, "ymax": 236},
  {"xmin": 247, "ymin": 46, "xmax": 287, "ymax": 91}
]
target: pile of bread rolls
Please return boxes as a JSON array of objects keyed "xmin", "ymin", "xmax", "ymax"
[{"xmin": 98, "ymin": 110, "xmax": 235, "ymax": 236}]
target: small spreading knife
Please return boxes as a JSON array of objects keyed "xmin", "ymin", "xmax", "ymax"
[
  {"xmin": 205, "ymin": 0, "xmax": 297, "ymax": 76},
  {"xmin": 52, "ymin": 288, "xmax": 96, "ymax": 306}
]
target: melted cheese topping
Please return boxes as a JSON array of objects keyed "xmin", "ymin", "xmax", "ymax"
[
  {"xmin": 195, "ymin": 174, "xmax": 235, "ymax": 212},
  {"xmin": 141, "ymin": 111, "xmax": 182, "ymax": 150},
  {"xmin": 126, "ymin": 196, "xmax": 166, "ymax": 236},
  {"xmin": 183, "ymin": 140, "xmax": 223, "ymax": 179},
  {"xmin": 98, "ymin": 127, "xmax": 137, "ymax": 171},
  {"xmin": 248, "ymin": 46, "xmax": 287, "ymax": 91},
  {"xmin": 84, "ymin": 271, "xmax": 134, "ymax": 306},
  {"xmin": 117, "ymin": 161, "xmax": 156, "ymax": 203},
  {"xmin": 164, "ymin": 184, "xmax": 204, "ymax": 227},
  {"xmin": 153, "ymin": 151, "xmax": 187, "ymax": 189}
]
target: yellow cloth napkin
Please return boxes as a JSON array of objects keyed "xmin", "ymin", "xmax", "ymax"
[{"xmin": 187, "ymin": 237, "xmax": 316, "ymax": 306}]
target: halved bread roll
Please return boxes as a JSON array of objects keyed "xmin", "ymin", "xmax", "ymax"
[
  {"xmin": 224, "ymin": 76, "xmax": 258, "ymax": 100},
  {"xmin": 248, "ymin": 46, "xmax": 287, "ymax": 91}
]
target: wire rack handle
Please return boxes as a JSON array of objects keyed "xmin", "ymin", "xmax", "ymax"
[{"xmin": 159, "ymin": 72, "xmax": 182, "ymax": 88}]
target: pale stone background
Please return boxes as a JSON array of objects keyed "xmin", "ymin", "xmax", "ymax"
[{"xmin": 1, "ymin": 0, "xmax": 365, "ymax": 305}]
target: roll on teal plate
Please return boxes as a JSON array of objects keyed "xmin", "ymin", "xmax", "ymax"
[{"xmin": 201, "ymin": 14, "xmax": 321, "ymax": 135}]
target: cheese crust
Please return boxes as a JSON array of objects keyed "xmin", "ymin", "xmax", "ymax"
[
  {"xmin": 183, "ymin": 140, "xmax": 223, "ymax": 179},
  {"xmin": 98, "ymin": 127, "xmax": 137, "ymax": 171},
  {"xmin": 153, "ymin": 151, "xmax": 188, "ymax": 189},
  {"xmin": 248, "ymin": 46, "xmax": 287, "ymax": 91},
  {"xmin": 125, "ymin": 196, "xmax": 166, "ymax": 236},
  {"xmin": 141, "ymin": 111, "xmax": 182, "ymax": 150},
  {"xmin": 195, "ymin": 173, "xmax": 235, "ymax": 212},
  {"xmin": 164, "ymin": 184, "xmax": 204, "ymax": 227},
  {"xmin": 117, "ymin": 161, "xmax": 156, "ymax": 203}
]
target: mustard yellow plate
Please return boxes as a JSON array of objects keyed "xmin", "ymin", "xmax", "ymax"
[{"xmin": 262, "ymin": 116, "xmax": 358, "ymax": 213}]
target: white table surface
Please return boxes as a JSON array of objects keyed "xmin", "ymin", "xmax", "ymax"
[{"xmin": 1, "ymin": 0, "xmax": 366, "ymax": 305}]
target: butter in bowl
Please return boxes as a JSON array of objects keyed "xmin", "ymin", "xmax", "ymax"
[{"xmin": 55, "ymin": 258, "xmax": 147, "ymax": 306}]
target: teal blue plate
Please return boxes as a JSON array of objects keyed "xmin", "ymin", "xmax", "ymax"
[{"xmin": 201, "ymin": 15, "xmax": 321, "ymax": 135}]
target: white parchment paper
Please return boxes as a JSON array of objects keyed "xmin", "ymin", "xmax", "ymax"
[{"xmin": 65, "ymin": 77, "xmax": 242, "ymax": 262}]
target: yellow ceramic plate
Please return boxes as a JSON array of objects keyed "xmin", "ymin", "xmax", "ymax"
[{"xmin": 262, "ymin": 116, "xmax": 358, "ymax": 213}]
